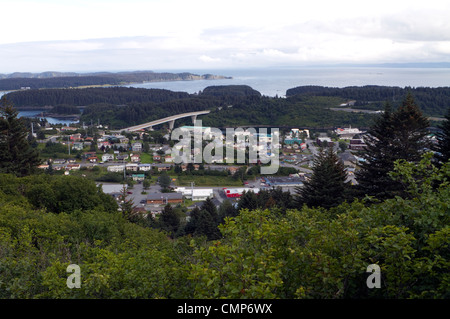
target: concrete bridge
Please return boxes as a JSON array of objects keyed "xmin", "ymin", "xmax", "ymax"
[{"xmin": 118, "ymin": 110, "xmax": 211, "ymax": 132}]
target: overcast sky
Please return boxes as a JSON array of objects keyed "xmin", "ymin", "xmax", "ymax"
[{"xmin": 1, "ymin": 0, "xmax": 449, "ymax": 73}]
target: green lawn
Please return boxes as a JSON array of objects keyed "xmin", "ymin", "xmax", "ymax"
[{"xmin": 139, "ymin": 152, "xmax": 153, "ymax": 163}]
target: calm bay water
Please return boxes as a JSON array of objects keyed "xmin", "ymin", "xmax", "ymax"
[
  {"xmin": 4, "ymin": 66, "xmax": 450, "ymax": 123},
  {"xmin": 16, "ymin": 110, "xmax": 79, "ymax": 125}
]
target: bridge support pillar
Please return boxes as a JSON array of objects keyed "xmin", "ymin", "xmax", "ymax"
[
  {"xmin": 168, "ymin": 120, "xmax": 175, "ymax": 130},
  {"xmin": 191, "ymin": 115, "xmax": 197, "ymax": 124}
]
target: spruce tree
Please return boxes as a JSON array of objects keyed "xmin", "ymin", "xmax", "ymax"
[
  {"xmin": 159, "ymin": 204, "xmax": 180, "ymax": 238},
  {"xmin": 237, "ymin": 190, "xmax": 258, "ymax": 211},
  {"xmin": 434, "ymin": 107, "xmax": 450, "ymax": 165},
  {"xmin": 355, "ymin": 93, "xmax": 430, "ymax": 200},
  {"xmin": 0, "ymin": 97, "xmax": 41, "ymax": 176},
  {"xmin": 295, "ymin": 146, "xmax": 349, "ymax": 209}
]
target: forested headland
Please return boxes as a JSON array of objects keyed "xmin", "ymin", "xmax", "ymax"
[
  {"xmin": 286, "ymin": 85, "xmax": 450, "ymax": 118},
  {"xmin": 0, "ymin": 70, "xmax": 231, "ymax": 91}
]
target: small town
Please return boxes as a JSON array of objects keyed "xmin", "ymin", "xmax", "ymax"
[{"xmin": 32, "ymin": 118, "xmax": 370, "ymax": 217}]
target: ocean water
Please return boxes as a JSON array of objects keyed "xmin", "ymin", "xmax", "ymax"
[{"xmin": 126, "ymin": 67, "xmax": 450, "ymax": 97}]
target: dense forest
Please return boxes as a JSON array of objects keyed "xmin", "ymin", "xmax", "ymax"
[
  {"xmin": 0, "ymin": 154, "xmax": 448, "ymax": 299},
  {"xmin": 0, "ymin": 70, "xmax": 231, "ymax": 90},
  {"xmin": 286, "ymin": 85, "xmax": 450, "ymax": 117},
  {"xmin": 5, "ymin": 84, "xmax": 449, "ymax": 130}
]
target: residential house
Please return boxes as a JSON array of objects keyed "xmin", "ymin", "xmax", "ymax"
[
  {"xmin": 161, "ymin": 146, "xmax": 172, "ymax": 156},
  {"xmin": 70, "ymin": 133, "xmax": 82, "ymax": 141},
  {"xmin": 130, "ymin": 154, "xmax": 140, "ymax": 163},
  {"xmin": 102, "ymin": 154, "xmax": 115, "ymax": 162},
  {"xmin": 72, "ymin": 142, "xmax": 84, "ymax": 151},
  {"xmin": 284, "ymin": 155, "xmax": 297, "ymax": 163},
  {"xmin": 98, "ymin": 141, "xmax": 111, "ymax": 150},
  {"xmin": 60, "ymin": 126, "xmax": 77, "ymax": 131},
  {"xmin": 66, "ymin": 164, "xmax": 81, "ymax": 170},
  {"xmin": 83, "ymin": 152, "xmax": 97, "ymax": 160},
  {"xmin": 156, "ymin": 164, "xmax": 172, "ymax": 172},
  {"xmin": 180, "ymin": 164, "xmax": 200, "ymax": 171},
  {"xmin": 113, "ymin": 143, "xmax": 129, "ymax": 151},
  {"xmin": 117, "ymin": 154, "xmax": 129, "ymax": 162},
  {"xmin": 132, "ymin": 143, "xmax": 142, "ymax": 153},
  {"xmin": 132, "ymin": 174, "xmax": 145, "ymax": 182},
  {"xmin": 284, "ymin": 137, "xmax": 303, "ymax": 145},
  {"xmin": 349, "ymin": 139, "xmax": 367, "ymax": 151},
  {"xmin": 88, "ymin": 156, "xmax": 98, "ymax": 163},
  {"xmin": 153, "ymin": 154, "xmax": 161, "ymax": 162},
  {"xmin": 316, "ymin": 137, "xmax": 333, "ymax": 147},
  {"xmin": 126, "ymin": 163, "xmax": 139, "ymax": 172},
  {"xmin": 164, "ymin": 155, "xmax": 173, "ymax": 163},
  {"xmin": 52, "ymin": 159, "xmax": 66, "ymax": 164}
]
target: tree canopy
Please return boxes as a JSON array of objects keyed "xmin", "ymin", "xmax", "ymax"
[{"xmin": 0, "ymin": 97, "xmax": 41, "ymax": 176}]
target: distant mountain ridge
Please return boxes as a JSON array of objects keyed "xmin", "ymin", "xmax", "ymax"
[{"xmin": 0, "ymin": 70, "xmax": 232, "ymax": 90}]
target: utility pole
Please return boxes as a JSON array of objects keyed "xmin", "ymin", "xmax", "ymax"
[{"xmin": 67, "ymin": 135, "xmax": 71, "ymax": 155}]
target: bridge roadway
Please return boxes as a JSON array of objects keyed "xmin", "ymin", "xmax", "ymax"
[{"xmin": 116, "ymin": 110, "xmax": 211, "ymax": 132}]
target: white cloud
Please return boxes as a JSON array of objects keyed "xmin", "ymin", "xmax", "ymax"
[
  {"xmin": 1, "ymin": 0, "xmax": 450, "ymax": 72},
  {"xmin": 198, "ymin": 55, "xmax": 221, "ymax": 63}
]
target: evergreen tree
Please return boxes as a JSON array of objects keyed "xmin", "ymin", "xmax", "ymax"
[
  {"xmin": 218, "ymin": 199, "xmax": 237, "ymax": 222},
  {"xmin": 237, "ymin": 190, "xmax": 258, "ymax": 211},
  {"xmin": 200, "ymin": 197, "xmax": 218, "ymax": 222},
  {"xmin": 434, "ymin": 107, "xmax": 450, "ymax": 165},
  {"xmin": 295, "ymin": 147, "xmax": 350, "ymax": 209},
  {"xmin": 195, "ymin": 210, "xmax": 221, "ymax": 240},
  {"xmin": 185, "ymin": 203, "xmax": 221, "ymax": 240},
  {"xmin": 159, "ymin": 204, "xmax": 180, "ymax": 238},
  {"xmin": 159, "ymin": 171, "xmax": 171, "ymax": 190},
  {"xmin": 0, "ymin": 97, "xmax": 41, "ymax": 176},
  {"xmin": 118, "ymin": 184, "xmax": 135, "ymax": 219},
  {"xmin": 184, "ymin": 206, "xmax": 201, "ymax": 236},
  {"xmin": 355, "ymin": 94, "xmax": 430, "ymax": 200}
]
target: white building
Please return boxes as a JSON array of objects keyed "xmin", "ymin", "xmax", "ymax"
[
  {"xmin": 107, "ymin": 165, "xmax": 125, "ymax": 173},
  {"xmin": 138, "ymin": 164, "xmax": 152, "ymax": 171},
  {"xmin": 335, "ymin": 126, "xmax": 365, "ymax": 139},
  {"xmin": 174, "ymin": 187, "xmax": 214, "ymax": 201}
]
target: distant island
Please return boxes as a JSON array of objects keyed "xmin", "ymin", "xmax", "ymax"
[{"xmin": 0, "ymin": 70, "xmax": 232, "ymax": 91}]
